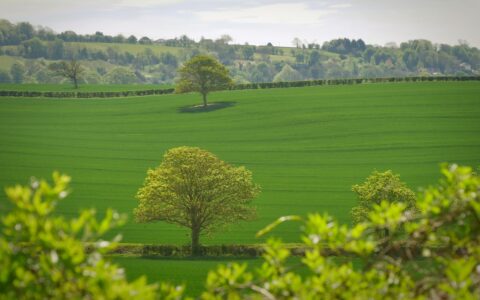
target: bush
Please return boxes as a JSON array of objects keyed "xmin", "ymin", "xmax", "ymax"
[
  {"xmin": 104, "ymin": 67, "xmax": 139, "ymax": 84},
  {"xmin": 202, "ymin": 164, "xmax": 480, "ymax": 299},
  {"xmin": 109, "ymin": 244, "xmax": 265, "ymax": 257},
  {"xmin": 0, "ymin": 172, "xmax": 182, "ymax": 299},
  {"xmin": 0, "ymin": 69, "xmax": 12, "ymax": 83},
  {"xmin": 350, "ymin": 170, "xmax": 416, "ymax": 225}
]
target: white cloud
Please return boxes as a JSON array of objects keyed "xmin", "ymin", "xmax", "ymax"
[
  {"xmin": 0, "ymin": 0, "xmax": 184, "ymax": 12},
  {"xmin": 194, "ymin": 3, "xmax": 337, "ymax": 25},
  {"xmin": 329, "ymin": 3, "xmax": 352, "ymax": 9},
  {"xmin": 117, "ymin": 0, "xmax": 184, "ymax": 8}
]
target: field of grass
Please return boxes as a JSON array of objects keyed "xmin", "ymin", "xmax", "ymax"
[
  {"xmin": 253, "ymin": 53, "xmax": 295, "ymax": 63},
  {"xmin": 0, "ymin": 82, "xmax": 479, "ymax": 245},
  {"xmin": 0, "ymin": 55, "xmax": 24, "ymax": 70},
  {"xmin": 0, "ymin": 55, "xmax": 132, "ymax": 74},
  {"xmin": 0, "ymin": 83, "xmax": 173, "ymax": 92},
  {"xmin": 66, "ymin": 42, "xmax": 186, "ymax": 56},
  {"xmin": 113, "ymin": 256, "xmax": 265, "ymax": 297}
]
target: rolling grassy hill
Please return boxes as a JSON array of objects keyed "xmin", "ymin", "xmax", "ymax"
[
  {"xmin": 66, "ymin": 42, "xmax": 186, "ymax": 56},
  {"xmin": 0, "ymin": 82, "xmax": 479, "ymax": 246}
]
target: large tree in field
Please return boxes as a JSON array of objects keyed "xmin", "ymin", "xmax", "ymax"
[
  {"xmin": 134, "ymin": 146, "xmax": 260, "ymax": 255},
  {"xmin": 175, "ymin": 55, "xmax": 233, "ymax": 108},
  {"xmin": 48, "ymin": 59, "xmax": 84, "ymax": 88}
]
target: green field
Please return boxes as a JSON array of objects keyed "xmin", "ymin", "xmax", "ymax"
[
  {"xmin": 66, "ymin": 42, "xmax": 186, "ymax": 56},
  {"xmin": 112, "ymin": 256, "xmax": 265, "ymax": 297},
  {"xmin": 0, "ymin": 83, "xmax": 172, "ymax": 92},
  {"xmin": 0, "ymin": 82, "xmax": 479, "ymax": 245},
  {"xmin": 0, "ymin": 55, "xmax": 123, "ymax": 73},
  {"xmin": 0, "ymin": 55, "xmax": 21, "ymax": 70}
]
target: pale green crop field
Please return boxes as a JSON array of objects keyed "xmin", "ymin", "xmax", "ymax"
[
  {"xmin": 66, "ymin": 42, "xmax": 185, "ymax": 55},
  {"xmin": 0, "ymin": 55, "xmax": 22, "ymax": 70},
  {"xmin": 0, "ymin": 82, "xmax": 479, "ymax": 246}
]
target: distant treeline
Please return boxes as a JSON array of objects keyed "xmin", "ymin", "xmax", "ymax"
[
  {"xmin": 2, "ymin": 76, "xmax": 479, "ymax": 98},
  {"xmin": 0, "ymin": 19, "xmax": 479, "ymax": 85},
  {"xmin": 0, "ymin": 19, "xmax": 154, "ymax": 46}
]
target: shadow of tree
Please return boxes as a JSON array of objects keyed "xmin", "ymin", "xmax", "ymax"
[{"xmin": 178, "ymin": 101, "xmax": 236, "ymax": 113}]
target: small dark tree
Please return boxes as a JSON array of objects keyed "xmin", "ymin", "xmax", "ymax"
[
  {"xmin": 176, "ymin": 55, "xmax": 233, "ymax": 108},
  {"xmin": 48, "ymin": 59, "xmax": 84, "ymax": 88},
  {"xmin": 134, "ymin": 146, "xmax": 260, "ymax": 255},
  {"xmin": 0, "ymin": 70, "xmax": 12, "ymax": 83},
  {"xmin": 127, "ymin": 35, "xmax": 137, "ymax": 44},
  {"xmin": 10, "ymin": 63, "xmax": 25, "ymax": 83}
]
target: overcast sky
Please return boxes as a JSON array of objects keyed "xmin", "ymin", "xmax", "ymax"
[{"xmin": 1, "ymin": 0, "xmax": 479, "ymax": 47}]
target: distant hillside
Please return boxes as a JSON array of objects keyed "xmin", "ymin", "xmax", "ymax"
[{"xmin": 0, "ymin": 19, "xmax": 479, "ymax": 85}]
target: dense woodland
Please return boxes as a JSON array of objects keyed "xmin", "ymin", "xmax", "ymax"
[{"xmin": 0, "ymin": 19, "xmax": 479, "ymax": 85}]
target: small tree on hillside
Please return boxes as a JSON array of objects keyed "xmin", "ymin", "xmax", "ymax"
[
  {"xmin": 48, "ymin": 59, "xmax": 84, "ymax": 88},
  {"xmin": 175, "ymin": 55, "xmax": 233, "ymax": 108},
  {"xmin": 273, "ymin": 64, "xmax": 303, "ymax": 82},
  {"xmin": 134, "ymin": 146, "xmax": 260, "ymax": 255},
  {"xmin": 10, "ymin": 62, "xmax": 25, "ymax": 83},
  {"xmin": 351, "ymin": 170, "xmax": 416, "ymax": 226}
]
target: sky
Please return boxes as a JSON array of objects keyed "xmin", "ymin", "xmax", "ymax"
[{"xmin": 1, "ymin": 0, "xmax": 479, "ymax": 47}]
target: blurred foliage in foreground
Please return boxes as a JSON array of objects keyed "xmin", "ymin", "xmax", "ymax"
[
  {"xmin": 0, "ymin": 172, "xmax": 182, "ymax": 300},
  {"xmin": 1, "ymin": 164, "xmax": 479, "ymax": 299},
  {"xmin": 203, "ymin": 164, "xmax": 480, "ymax": 299}
]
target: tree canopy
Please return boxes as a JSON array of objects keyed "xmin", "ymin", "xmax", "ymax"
[
  {"xmin": 273, "ymin": 64, "xmax": 303, "ymax": 82},
  {"xmin": 175, "ymin": 55, "xmax": 233, "ymax": 107},
  {"xmin": 134, "ymin": 146, "xmax": 260, "ymax": 255},
  {"xmin": 48, "ymin": 59, "xmax": 84, "ymax": 88},
  {"xmin": 350, "ymin": 170, "xmax": 416, "ymax": 225},
  {"xmin": 10, "ymin": 62, "xmax": 25, "ymax": 83}
]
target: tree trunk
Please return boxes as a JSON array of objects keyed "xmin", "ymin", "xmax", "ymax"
[
  {"xmin": 73, "ymin": 76, "xmax": 78, "ymax": 89},
  {"xmin": 191, "ymin": 227, "xmax": 201, "ymax": 256},
  {"xmin": 202, "ymin": 93, "xmax": 207, "ymax": 108}
]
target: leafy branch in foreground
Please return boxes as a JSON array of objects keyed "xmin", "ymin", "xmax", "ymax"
[
  {"xmin": 0, "ymin": 172, "xmax": 183, "ymax": 300},
  {"xmin": 202, "ymin": 164, "xmax": 480, "ymax": 299}
]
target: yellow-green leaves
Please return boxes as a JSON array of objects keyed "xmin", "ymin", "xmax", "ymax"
[
  {"xmin": 202, "ymin": 164, "xmax": 480, "ymax": 299},
  {"xmin": 0, "ymin": 173, "xmax": 170, "ymax": 299},
  {"xmin": 368, "ymin": 200, "xmax": 406, "ymax": 231},
  {"xmin": 134, "ymin": 146, "xmax": 260, "ymax": 255},
  {"xmin": 351, "ymin": 170, "xmax": 416, "ymax": 225}
]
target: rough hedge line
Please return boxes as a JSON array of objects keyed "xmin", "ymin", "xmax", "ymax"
[
  {"xmin": 231, "ymin": 75, "xmax": 480, "ymax": 90},
  {"xmin": 1, "ymin": 76, "xmax": 479, "ymax": 98},
  {"xmin": 98, "ymin": 243, "xmax": 307, "ymax": 257},
  {"xmin": 0, "ymin": 88, "xmax": 175, "ymax": 98}
]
